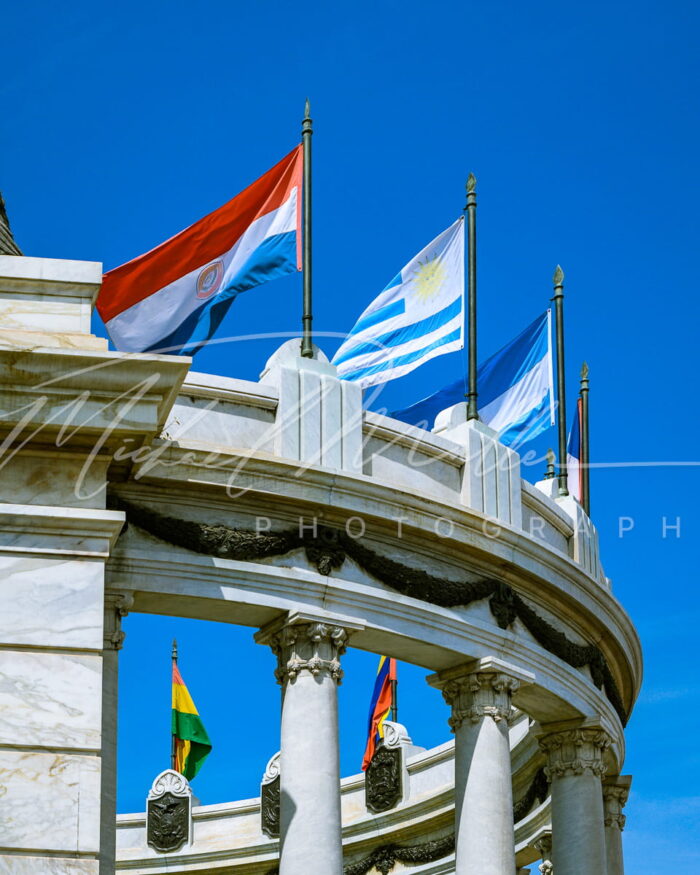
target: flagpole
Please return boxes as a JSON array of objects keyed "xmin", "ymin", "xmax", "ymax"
[
  {"xmin": 171, "ymin": 639, "xmax": 178, "ymax": 771},
  {"xmin": 390, "ymin": 676, "xmax": 398, "ymax": 723},
  {"xmin": 300, "ymin": 99, "xmax": 314, "ymax": 358},
  {"xmin": 552, "ymin": 265, "xmax": 568, "ymax": 496},
  {"xmin": 465, "ymin": 174, "xmax": 478, "ymax": 420},
  {"xmin": 580, "ymin": 361, "xmax": 590, "ymax": 515}
]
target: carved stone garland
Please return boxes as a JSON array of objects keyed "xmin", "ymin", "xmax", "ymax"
[{"xmin": 109, "ymin": 495, "xmax": 627, "ymax": 725}]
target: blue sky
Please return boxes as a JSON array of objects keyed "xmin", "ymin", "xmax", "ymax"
[{"xmin": 3, "ymin": 1, "xmax": 699, "ymax": 870}]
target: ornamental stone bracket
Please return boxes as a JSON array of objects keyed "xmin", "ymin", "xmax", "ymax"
[
  {"xmin": 255, "ymin": 610, "xmax": 364, "ymax": 686},
  {"xmin": 427, "ymin": 656, "xmax": 535, "ymax": 730},
  {"xmin": 103, "ymin": 590, "xmax": 134, "ymax": 651},
  {"xmin": 603, "ymin": 775, "xmax": 632, "ymax": 830},
  {"xmin": 537, "ymin": 719, "xmax": 612, "ymax": 779},
  {"xmin": 146, "ymin": 769, "xmax": 193, "ymax": 854}
]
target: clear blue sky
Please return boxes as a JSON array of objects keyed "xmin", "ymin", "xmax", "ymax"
[{"xmin": 3, "ymin": 2, "xmax": 699, "ymax": 871}]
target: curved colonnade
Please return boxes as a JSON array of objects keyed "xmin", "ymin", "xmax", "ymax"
[{"xmin": 0, "ymin": 258, "xmax": 640, "ymax": 875}]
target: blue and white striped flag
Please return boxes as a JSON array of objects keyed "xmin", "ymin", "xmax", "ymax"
[
  {"xmin": 392, "ymin": 311, "xmax": 555, "ymax": 450},
  {"xmin": 332, "ymin": 219, "xmax": 464, "ymax": 388}
]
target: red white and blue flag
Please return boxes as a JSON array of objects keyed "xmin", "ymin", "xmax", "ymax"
[
  {"xmin": 567, "ymin": 397, "xmax": 583, "ymax": 501},
  {"xmin": 97, "ymin": 146, "xmax": 303, "ymax": 354},
  {"xmin": 362, "ymin": 656, "xmax": 396, "ymax": 771}
]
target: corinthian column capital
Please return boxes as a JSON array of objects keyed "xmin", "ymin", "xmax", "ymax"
[
  {"xmin": 255, "ymin": 611, "xmax": 363, "ymax": 686},
  {"xmin": 533, "ymin": 829, "xmax": 553, "ymax": 874},
  {"xmin": 428, "ymin": 656, "xmax": 534, "ymax": 730},
  {"xmin": 603, "ymin": 775, "xmax": 632, "ymax": 830},
  {"xmin": 538, "ymin": 722, "xmax": 612, "ymax": 780}
]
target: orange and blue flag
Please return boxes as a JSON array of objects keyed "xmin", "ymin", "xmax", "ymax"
[{"xmin": 361, "ymin": 656, "xmax": 396, "ymax": 771}]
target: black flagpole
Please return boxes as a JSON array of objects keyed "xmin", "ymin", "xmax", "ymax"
[
  {"xmin": 300, "ymin": 99, "xmax": 314, "ymax": 358},
  {"xmin": 171, "ymin": 639, "xmax": 178, "ymax": 771},
  {"xmin": 552, "ymin": 265, "xmax": 568, "ymax": 496},
  {"xmin": 465, "ymin": 174, "xmax": 478, "ymax": 420},
  {"xmin": 580, "ymin": 361, "xmax": 590, "ymax": 515}
]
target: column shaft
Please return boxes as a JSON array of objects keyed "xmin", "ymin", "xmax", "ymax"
[
  {"xmin": 539, "ymin": 726, "xmax": 611, "ymax": 875},
  {"xmin": 257, "ymin": 616, "xmax": 356, "ymax": 875},
  {"xmin": 429, "ymin": 658, "xmax": 533, "ymax": 875}
]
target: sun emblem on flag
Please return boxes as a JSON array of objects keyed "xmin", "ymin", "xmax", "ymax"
[
  {"xmin": 196, "ymin": 261, "xmax": 224, "ymax": 299},
  {"xmin": 413, "ymin": 256, "xmax": 446, "ymax": 301}
]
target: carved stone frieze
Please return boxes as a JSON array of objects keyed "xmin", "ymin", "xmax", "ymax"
[
  {"xmin": 365, "ymin": 744, "xmax": 402, "ymax": 814},
  {"xmin": 438, "ymin": 670, "xmax": 520, "ymax": 730},
  {"xmin": 539, "ymin": 727, "xmax": 611, "ymax": 780},
  {"xmin": 109, "ymin": 495, "xmax": 628, "ymax": 725},
  {"xmin": 146, "ymin": 769, "xmax": 191, "ymax": 853},
  {"xmin": 260, "ymin": 752, "xmax": 281, "ymax": 838},
  {"xmin": 262, "ymin": 620, "xmax": 349, "ymax": 686}
]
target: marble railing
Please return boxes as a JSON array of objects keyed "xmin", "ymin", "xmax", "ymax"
[{"xmin": 116, "ymin": 715, "xmax": 547, "ymax": 874}]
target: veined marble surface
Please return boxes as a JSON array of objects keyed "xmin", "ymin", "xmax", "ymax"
[
  {"xmin": 0, "ymin": 555, "xmax": 103, "ymax": 650},
  {"xmin": 0, "ymin": 650, "xmax": 102, "ymax": 749},
  {"xmin": 0, "ymin": 855, "xmax": 98, "ymax": 873},
  {"xmin": 0, "ymin": 750, "xmax": 100, "ymax": 852}
]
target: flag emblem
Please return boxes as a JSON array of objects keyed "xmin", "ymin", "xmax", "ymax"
[{"xmin": 196, "ymin": 261, "xmax": 224, "ymax": 299}]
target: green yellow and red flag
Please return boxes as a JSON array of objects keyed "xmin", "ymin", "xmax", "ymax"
[{"xmin": 172, "ymin": 662, "xmax": 212, "ymax": 780}]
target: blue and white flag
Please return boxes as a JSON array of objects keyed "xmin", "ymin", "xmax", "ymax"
[
  {"xmin": 392, "ymin": 311, "xmax": 555, "ymax": 449},
  {"xmin": 332, "ymin": 219, "xmax": 464, "ymax": 388},
  {"xmin": 567, "ymin": 398, "xmax": 583, "ymax": 501}
]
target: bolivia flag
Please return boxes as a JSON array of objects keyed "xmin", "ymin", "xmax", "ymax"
[
  {"xmin": 361, "ymin": 656, "xmax": 396, "ymax": 771},
  {"xmin": 172, "ymin": 663, "xmax": 212, "ymax": 781}
]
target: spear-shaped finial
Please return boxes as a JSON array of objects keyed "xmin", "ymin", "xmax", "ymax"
[
  {"xmin": 171, "ymin": 638, "xmax": 178, "ymax": 662},
  {"xmin": 304, "ymin": 97, "xmax": 311, "ymax": 119},
  {"xmin": 544, "ymin": 448, "xmax": 556, "ymax": 479},
  {"xmin": 581, "ymin": 360, "xmax": 589, "ymax": 382},
  {"xmin": 553, "ymin": 264, "xmax": 564, "ymax": 287},
  {"xmin": 466, "ymin": 173, "xmax": 477, "ymax": 194}
]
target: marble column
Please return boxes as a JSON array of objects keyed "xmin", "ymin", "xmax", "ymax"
[
  {"xmin": 429, "ymin": 657, "xmax": 534, "ymax": 875},
  {"xmin": 256, "ymin": 612, "xmax": 360, "ymax": 875},
  {"xmin": 99, "ymin": 592, "xmax": 133, "ymax": 875},
  {"xmin": 538, "ymin": 724, "xmax": 611, "ymax": 875},
  {"xmin": 603, "ymin": 776, "xmax": 631, "ymax": 875}
]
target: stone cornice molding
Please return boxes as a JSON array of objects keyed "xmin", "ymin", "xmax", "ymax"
[
  {"xmin": 256, "ymin": 612, "xmax": 362, "ymax": 685},
  {"xmin": 603, "ymin": 775, "xmax": 631, "ymax": 831},
  {"xmin": 429, "ymin": 658, "xmax": 534, "ymax": 730},
  {"xmin": 538, "ymin": 725, "xmax": 611, "ymax": 779}
]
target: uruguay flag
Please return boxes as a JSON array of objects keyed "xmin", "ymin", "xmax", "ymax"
[
  {"xmin": 392, "ymin": 311, "xmax": 555, "ymax": 450},
  {"xmin": 332, "ymin": 219, "xmax": 464, "ymax": 388},
  {"xmin": 567, "ymin": 398, "xmax": 583, "ymax": 501},
  {"xmin": 97, "ymin": 147, "xmax": 302, "ymax": 354}
]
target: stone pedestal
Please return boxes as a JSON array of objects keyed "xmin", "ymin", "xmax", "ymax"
[
  {"xmin": 256, "ymin": 612, "xmax": 362, "ymax": 875},
  {"xmin": 433, "ymin": 406, "xmax": 523, "ymax": 528},
  {"xmin": 429, "ymin": 657, "xmax": 533, "ymax": 875},
  {"xmin": 538, "ymin": 724, "xmax": 611, "ymax": 875},
  {"xmin": 603, "ymin": 775, "xmax": 631, "ymax": 875}
]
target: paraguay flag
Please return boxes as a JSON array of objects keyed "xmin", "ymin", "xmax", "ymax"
[
  {"xmin": 567, "ymin": 397, "xmax": 583, "ymax": 501},
  {"xmin": 172, "ymin": 662, "xmax": 212, "ymax": 781},
  {"xmin": 97, "ymin": 146, "xmax": 302, "ymax": 354},
  {"xmin": 361, "ymin": 656, "xmax": 396, "ymax": 771}
]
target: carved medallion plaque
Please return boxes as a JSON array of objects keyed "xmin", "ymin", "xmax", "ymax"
[
  {"xmin": 261, "ymin": 752, "xmax": 281, "ymax": 838},
  {"xmin": 365, "ymin": 744, "xmax": 402, "ymax": 814},
  {"xmin": 147, "ymin": 769, "xmax": 191, "ymax": 853}
]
